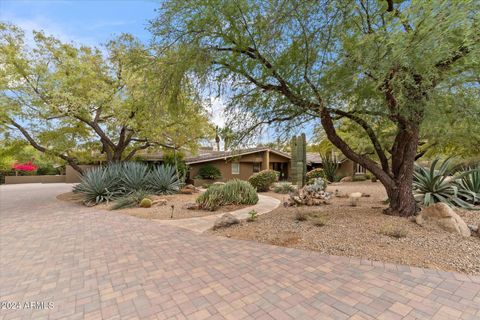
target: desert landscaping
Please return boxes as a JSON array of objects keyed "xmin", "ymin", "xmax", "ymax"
[{"xmin": 209, "ymin": 181, "xmax": 480, "ymax": 275}]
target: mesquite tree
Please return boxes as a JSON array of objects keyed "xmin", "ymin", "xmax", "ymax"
[
  {"xmin": 151, "ymin": 0, "xmax": 479, "ymax": 216},
  {"xmin": 0, "ymin": 24, "xmax": 213, "ymax": 173}
]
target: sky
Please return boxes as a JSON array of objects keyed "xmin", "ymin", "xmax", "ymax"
[{"xmin": 0, "ymin": 0, "xmax": 158, "ymax": 46}]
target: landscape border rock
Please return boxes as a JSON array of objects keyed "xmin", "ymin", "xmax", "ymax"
[{"xmin": 415, "ymin": 203, "xmax": 471, "ymax": 237}]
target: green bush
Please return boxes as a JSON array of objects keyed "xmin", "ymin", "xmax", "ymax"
[
  {"xmin": 413, "ymin": 159, "xmax": 475, "ymax": 209},
  {"xmin": 273, "ymin": 182, "xmax": 295, "ymax": 194},
  {"xmin": 306, "ymin": 168, "xmax": 324, "ymax": 184},
  {"xmin": 248, "ymin": 169, "xmax": 278, "ymax": 192},
  {"xmin": 196, "ymin": 164, "xmax": 222, "ymax": 179},
  {"xmin": 352, "ymin": 175, "xmax": 367, "ymax": 182},
  {"xmin": 196, "ymin": 179, "xmax": 258, "ymax": 211},
  {"xmin": 74, "ymin": 162, "xmax": 181, "ymax": 206},
  {"xmin": 320, "ymin": 154, "xmax": 338, "ymax": 182}
]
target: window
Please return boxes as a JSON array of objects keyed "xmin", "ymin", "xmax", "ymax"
[
  {"xmin": 355, "ymin": 163, "xmax": 366, "ymax": 174},
  {"xmin": 232, "ymin": 162, "xmax": 240, "ymax": 175},
  {"xmin": 253, "ymin": 162, "xmax": 261, "ymax": 173}
]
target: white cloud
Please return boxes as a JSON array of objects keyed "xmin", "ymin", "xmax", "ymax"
[{"xmin": 206, "ymin": 96, "xmax": 226, "ymax": 128}]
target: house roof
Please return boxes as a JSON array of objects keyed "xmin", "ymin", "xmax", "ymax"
[{"xmin": 185, "ymin": 147, "xmax": 291, "ymax": 164}]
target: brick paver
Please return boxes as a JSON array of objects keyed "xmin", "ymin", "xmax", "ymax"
[{"xmin": 1, "ymin": 184, "xmax": 479, "ymax": 319}]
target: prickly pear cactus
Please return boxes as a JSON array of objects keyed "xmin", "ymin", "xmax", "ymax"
[{"xmin": 290, "ymin": 133, "xmax": 307, "ymax": 187}]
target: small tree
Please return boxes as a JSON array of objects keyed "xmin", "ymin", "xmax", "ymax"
[{"xmin": 196, "ymin": 164, "xmax": 221, "ymax": 180}]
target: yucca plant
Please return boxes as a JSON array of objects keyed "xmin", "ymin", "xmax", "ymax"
[
  {"xmin": 413, "ymin": 159, "xmax": 475, "ymax": 209},
  {"xmin": 110, "ymin": 190, "xmax": 151, "ymax": 210},
  {"xmin": 455, "ymin": 166, "xmax": 480, "ymax": 205},
  {"xmin": 148, "ymin": 165, "xmax": 182, "ymax": 194},
  {"xmin": 119, "ymin": 162, "xmax": 151, "ymax": 194},
  {"xmin": 320, "ymin": 153, "xmax": 338, "ymax": 182},
  {"xmin": 73, "ymin": 166, "xmax": 124, "ymax": 205}
]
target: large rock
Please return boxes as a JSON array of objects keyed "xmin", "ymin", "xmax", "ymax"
[
  {"xmin": 340, "ymin": 176, "xmax": 352, "ymax": 183},
  {"xmin": 415, "ymin": 203, "xmax": 471, "ymax": 237},
  {"xmin": 213, "ymin": 213, "xmax": 239, "ymax": 230}
]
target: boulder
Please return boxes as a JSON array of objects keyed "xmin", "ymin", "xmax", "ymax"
[
  {"xmin": 334, "ymin": 189, "xmax": 348, "ymax": 198},
  {"xmin": 213, "ymin": 213, "xmax": 239, "ymax": 230},
  {"xmin": 348, "ymin": 192, "xmax": 362, "ymax": 207},
  {"xmin": 184, "ymin": 202, "xmax": 199, "ymax": 210},
  {"xmin": 415, "ymin": 203, "xmax": 471, "ymax": 237},
  {"xmin": 340, "ymin": 176, "xmax": 352, "ymax": 183}
]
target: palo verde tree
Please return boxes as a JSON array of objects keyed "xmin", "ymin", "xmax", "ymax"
[
  {"xmin": 151, "ymin": 0, "xmax": 479, "ymax": 216},
  {"xmin": 0, "ymin": 23, "xmax": 213, "ymax": 173}
]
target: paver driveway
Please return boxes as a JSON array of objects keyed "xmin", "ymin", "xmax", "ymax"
[{"xmin": 1, "ymin": 184, "xmax": 479, "ymax": 320}]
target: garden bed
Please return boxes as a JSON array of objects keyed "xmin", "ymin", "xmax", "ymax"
[
  {"xmin": 57, "ymin": 192, "xmax": 246, "ymax": 220},
  {"xmin": 207, "ymin": 181, "xmax": 480, "ymax": 275}
]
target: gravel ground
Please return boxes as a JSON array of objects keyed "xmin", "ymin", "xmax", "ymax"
[
  {"xmin": 57, "ymin": 192, "xmax": 245, "ymax": 220},
  {"xmin": 208, "ymin": 181, "xmax": 480, "ymax": 275}
]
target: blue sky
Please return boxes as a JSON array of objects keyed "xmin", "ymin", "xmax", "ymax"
[{"xmin": 0, "ymin": 0, "xmax": 159, "ymax": 46}]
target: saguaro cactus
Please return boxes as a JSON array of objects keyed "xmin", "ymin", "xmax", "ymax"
[{"xmin": 290, "ymin": 133, "xmax": 307, "ymax": 187}]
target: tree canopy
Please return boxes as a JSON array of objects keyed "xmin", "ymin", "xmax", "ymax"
[
  {"xmin": 150, "ymin": 0, "xmax": 480, "ymax": 216},
  {"xmin": 0, "ymin": 23, "xmax": 214, "ymax": 173}
]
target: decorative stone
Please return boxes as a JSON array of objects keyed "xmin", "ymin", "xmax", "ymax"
[
  {"xmin": 415, "ymin": 203, "xmax": 471, "ymax": 237},
  {"xmin": 184, "ymin": 202, "xmax": 199, "ymax": 210},
  {"xmin": 348, "ymin": 192, "xmax": 362, "ymax": 206},
  {"xmin": 334, "ymin": 189, "xmax": 348, "ymax": 198},
  {"xmin": 152, "ymin": 199, "xmax": 167, "ymax": 206},
  {"xmin": 340, "ymin": 176, "xmax": 352, "ymax": 182},
  {"xmin": 213, "ymin": 213, "xmax": 239, "ymax": 230}
]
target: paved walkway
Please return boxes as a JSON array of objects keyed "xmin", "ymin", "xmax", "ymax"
[
  {"xmin": 155, "ymin": 194, "xmax": 280, "ymax": 233},
  {"xmin": 1, "ymin": 184, "xmax": 479, "ymax": 320}
]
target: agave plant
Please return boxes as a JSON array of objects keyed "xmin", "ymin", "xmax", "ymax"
[
  {"xmin": 147, "ymin": 165, "xmax": 182, "ymax": 194},
  {"xmin": 455, "ymin": 166, "xmax": 480, "ymax": 205},
  {"xmin": 413, "ymin": 159, "xmax": 475, "ymax": 209},
  {"xmin": 73, "ymin": 166, "xmax": 124, "ymax": 205},
  {"xmin": 120, "ymin": 162, "xmax": 151, "ymax": 194}
]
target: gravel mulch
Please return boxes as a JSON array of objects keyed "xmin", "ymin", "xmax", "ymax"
[
  {"xmin": 207, "ymin": 181, "xmax": 480, "ymax": 275},
  {"xmin": 57, "ymin": 192, "xmax": 245, "ymax": 220}
]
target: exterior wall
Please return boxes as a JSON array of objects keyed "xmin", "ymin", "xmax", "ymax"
[
  {"xmin": 65, "ymin": 165, "xmax": 97, "ymax": 183},
  {"xmin": 5, "ymin": 175, "xmax": 66, "ymax": 184},
  {"xmin": 188, "ymin": 150, "xmax": 291, "ymax": 184},
  {"xmin": 336, "ymin": 160, "xmax": 355, "ymax": 177}
]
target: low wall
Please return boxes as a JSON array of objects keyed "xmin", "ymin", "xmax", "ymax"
[
  {"xmin": 65, "ymin": 165, "xmax": 98, "ymax": 183},
  {"xmin": 192, "ymin": 178, "xmax": 222, "ymax": 187},
  {"xmin": 5, "ymin": 175, "xmax": 66, "ymax": 184}
]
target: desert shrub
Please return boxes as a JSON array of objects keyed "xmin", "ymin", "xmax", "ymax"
[
  {"xmin": 455, "ymin": 166, "xmax": 480, "ymax": 204},
  {"xmin": 309, "ymin": 213, "xmax": 328, "ymax": 226},
  {"xmin": 352, "ymin": 174, "xmax": 367, "ymax": 182},
  {"xmin": 306, "ymin": 168, "xmax": 324, "ymax": 184},
  {"xmin": 196, "ymin": 164, "xmax": 221, "ymax": 179},
  {"xmin": 148, "ymin": 165, "xmax": 182, "ymax": 194},
  {"xmin": 273, "ymin": 182, "xmax": 295, "ymax": 194},
  {"xmin": 320, "ymin": 154, "xmax": 338, "ymax": 182},
  {"xmin": 303, "ymin": 178, "xmax": 326, "ymax": 193},
  {"xmin": 74, "ymin": 162, "xmax": 181, "ymax": 206},
  {"xmin": 247, "ymin": 210, "xmax": 258, "ymax": 222},
  {"xmin": 295, "ymin": 209, "xmax": 308, "ymax": 221},
  {"xmin": 413, "ymin": 159, "xmax": 475, "ymax": 209},
  {"xmin": 37, "ymin": 164, "xmax": 60, "ymax": 175},
  {"xmin": 196, "ymin": 179, "xmax": 258, "ymax": 211},
  {"xmin": 248, "ymin": 169, "xmax": 278, "ymax": 192},
  {"xmin": 73, "ymin": 166, "xmax": 124, "ymax": 205},
  {"xmin": 379, "ymin": 224, "xmax": 407, "ymax": 239},
  {"xmin": 111, "ymin": 190, "xmax": 151, "ymax": 210},
  {"xmin": 162, "ymin": 151, "xmax": 188, "ymax": 180}
]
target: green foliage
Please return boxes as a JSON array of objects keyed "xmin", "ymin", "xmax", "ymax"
[
  {"xmin": 111, "ymin": 190, "xmax": 151, "ymax": 210},
  {"xmin": 196, "ymin": 164, "xmax": 221, "ymax": 179},
  {"xmin": 247, "ymin": 210, "xmax": 258, "ymax": 222},
  {"xmin": 73, "ymin": 167, "xmax": 123, "ymax": 205},
  {"xmin": 74, "ymin": 162, "xmax": 181, "ymax": 205},
  {"xmin": 352, "ymin": 175, "xmax": 367, "ymax": 182},
  {"xmin": 248, "ymin": 169, "xmax": 278, "ymax": 192},
  {"xmin": 379, "ymin": 225, "xmax": 408, "ymax": 239},
  {"xmin": 413, "ymin": 159, "xmax": 476, "ymax": 209},
  {"xmin": 455, "ymin": 166, "xmax": 480, "ymax": 205},
  {"xmin": 306, "ymin": 168, "xmax": 324, "ymax": 185},
  {"xmin": 139, "ymin": 198, "xmax": 153, "ymax": 208},
  {"xmin": 303, "ymin": 178, "xmax": 327, "ymax": 193},
  {"xmin": 148, "ymin": 165, "xmax": 182, "ymax": 194},
  {"xmin": 196, "ymin": 179, "xmax": 258, "ymax": 211},
  {"xmin": 320, "ymin": 154, "xmax": 338, "ymax": 183},
  {"xmin": 273, "ymin": 182, "xmax": 295, "ymax": 194},
  {"xmin": 162, "ymin": 150, "xmax": 188, "ymax": 180}
]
